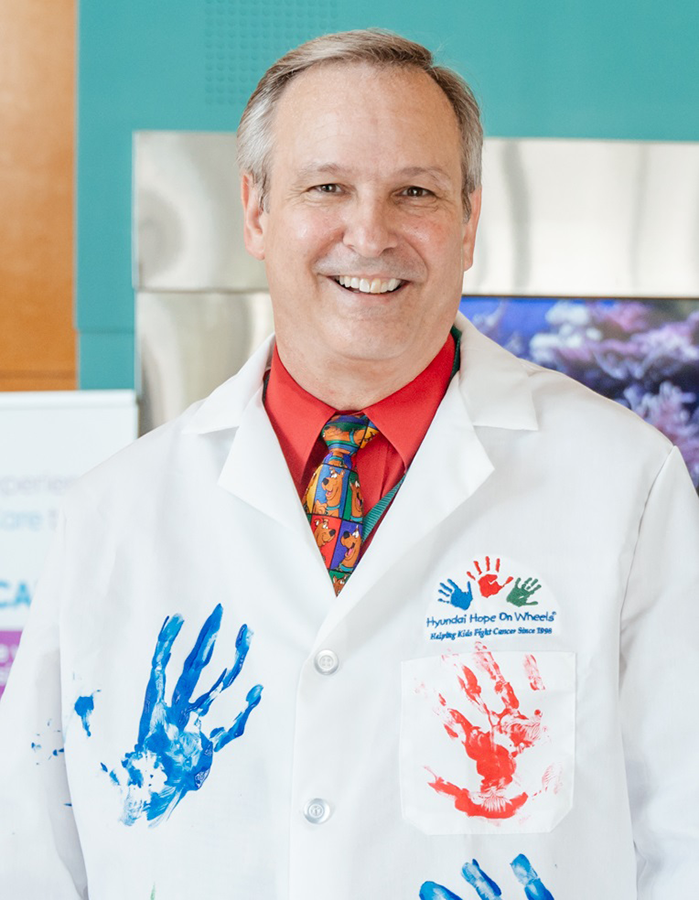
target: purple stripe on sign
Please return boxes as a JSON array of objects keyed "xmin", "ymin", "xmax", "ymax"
[{"xmin": 0, "ymin": 630, "xmax": 22, "ymax": 700}]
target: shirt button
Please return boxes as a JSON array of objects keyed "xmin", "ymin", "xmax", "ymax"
[
  {"xmin": 304, "ymin": 798, "xmax": 331, "ymax": 824},
  {"xmin": 314, "ymin": 649, "xmax": 339, "ymax": 675}
]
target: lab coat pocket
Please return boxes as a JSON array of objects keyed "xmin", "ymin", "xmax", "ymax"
[{"xmin": 400, "ymin": 647, "xmax": 575, "ymax": 835}]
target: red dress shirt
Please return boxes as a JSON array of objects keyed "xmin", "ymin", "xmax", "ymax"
[{"xmin": 264, "ymin": 334, "xmax": 457, "ymax": 522}]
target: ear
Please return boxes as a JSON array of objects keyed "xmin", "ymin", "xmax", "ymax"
[
  {"xmin": 462, "ymin": 186, "xmax": 482, "ymax": 272},
  {"xmin": 240, "ymin": 173, "xmax": 266, "ymax": 260}
]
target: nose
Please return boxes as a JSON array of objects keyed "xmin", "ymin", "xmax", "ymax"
[{"xmin": 342, "ymin": 195, "xmax": 398, "ymax": 258}]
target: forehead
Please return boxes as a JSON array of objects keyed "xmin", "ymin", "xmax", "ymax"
[{"xmin": 268, "ymin": 62, "xmax": 462, "ymax": 182}]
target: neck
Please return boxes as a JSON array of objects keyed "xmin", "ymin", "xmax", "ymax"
[{"xmin": 276, "ymin": 338, "xmax": 450, "ymax": 409}]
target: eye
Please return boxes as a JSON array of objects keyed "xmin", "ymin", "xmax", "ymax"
[
  {"xmin": 403, "ymin": 186, "xmax": 433, "ymax": 198},
  {"xmin": 313, "ymin": 183, "xmax": 341, "ymax": 194}
]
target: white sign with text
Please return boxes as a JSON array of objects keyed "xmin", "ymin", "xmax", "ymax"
[{"xmin": 0, "ymin": 391, "xmax": 138, "ymax": 695}]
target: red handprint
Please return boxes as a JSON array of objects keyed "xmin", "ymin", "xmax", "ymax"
[
  {"xmin": 466, "ymin": 557, "xmax": 513, "ymax": 598},
  {"xmin": 426, "ymin": 644, "xmax": 547, "ymax": 820}
]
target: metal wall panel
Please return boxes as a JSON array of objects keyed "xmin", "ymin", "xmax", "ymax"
[
  {"xmin": 468, "ymin": 138, "xmax": 699, "ymax": 298},
  {"xmin": 134, "ymin": 131, "xmax": 267, "ymax": 292},
  {"xmin": 134, "ymin": 132, "xmax": 699, "ymax": 431},
  {"xmin": 137, "ymin": 291, "xmax": 273, "ymax": 433}
]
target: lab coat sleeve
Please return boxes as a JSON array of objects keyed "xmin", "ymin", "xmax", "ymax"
[
  {"xmin": 620, "ymin": 445, "xmax": 699, "ymax": 897},
  {"xmin": 0, "ymin": 511, "xmax": 88, "ymax": 898}
]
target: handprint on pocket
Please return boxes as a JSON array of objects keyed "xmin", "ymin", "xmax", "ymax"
[
  {"xmin": 105, "ymin": 604, "xmax": 263, "ymax": 826},
  {"xmin": 466, "ymin": 557, "xmax": 513, "ymax": 598},
  {"xmin": 438, "ymin": 579, "xmax": 474, "ymax": 611},
  {"xmin": 426, "ymin": 644, "xmax": 551, "ymax": 820},
  {"xmin": 506, "ymin": 578, "xmax": 541, "ymax": 608}
]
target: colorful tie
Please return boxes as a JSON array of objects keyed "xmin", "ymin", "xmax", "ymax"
[{"xmin": 302, "ymin": 413, "xmax": 378, "ymax": 594}]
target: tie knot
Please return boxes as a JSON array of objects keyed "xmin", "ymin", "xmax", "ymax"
[{"xmin": 321, "ymin": 413, "xmax": 378, "ymax": 462}]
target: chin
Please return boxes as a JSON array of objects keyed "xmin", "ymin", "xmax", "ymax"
[{"xmin": 329, "ymin": 332, "xmax": 411, "ymax": 366}]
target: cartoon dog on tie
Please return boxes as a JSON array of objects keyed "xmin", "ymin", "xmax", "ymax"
[
  {"xmin": 349, "ymin": 479, "xmax": 363, "ymax": 518},
  {"xmin": 338, "ymin": 526, "xmax": 361, "ymax": 571},
  {"xmin": 314, "ymin": 468, "xmax": 345, "ymax": 516},
  {"xmin": 313, "ymin": 518, "xmax": 336, "ymax": 549},
  {"xmin": 331, "ymin": 573, "xmax": 348, "ymax": 594}
]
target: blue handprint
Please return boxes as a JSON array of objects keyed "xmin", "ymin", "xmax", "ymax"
[
  {"xmin": 420, "ymin": 855, "xmax": 554, "ymax": 900},
  {"xmin": 420, "ymin": 884, "xmax": 463, "ymax": 900},
  {"xmin": 461, "ymin": 860, "xmax": 503, "ymax": 899},
  {"xmin": 438, "ymin": 579, "xmax": 474, "ymax": 611},
  {"xmin": 108, "ymin": 603, "xmax": 263, "ymax": 826},
  {"xmin": 510, "ymin": 855, "xmax": 554, "ymax": 900}
]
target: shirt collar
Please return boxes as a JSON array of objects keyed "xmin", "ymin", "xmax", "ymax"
[
  {"xmin": 263, "ymin": 346, "xmax": 335, "ymax": 488},
  {"xmin": 363, "ymin": 333, "xmax": 457, "ymax": 469},
  {"xmin": 263, "ymin": 335, "xmax": 457, "ymax": 486}
]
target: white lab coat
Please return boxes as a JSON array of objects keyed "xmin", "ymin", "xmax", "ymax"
[{"xmin": 1, "ymin": 314, "xmax": 698, "ymax": 900}]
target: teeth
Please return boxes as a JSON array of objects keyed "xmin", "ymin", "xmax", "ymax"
[{"xmin": 337, "ymin": 276, "xmax": 402, "ymax": 294}]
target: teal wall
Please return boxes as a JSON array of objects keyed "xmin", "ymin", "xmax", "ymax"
[{"xmin": 77, "ymin": 0, "xmax": 699, "ymax": 388}]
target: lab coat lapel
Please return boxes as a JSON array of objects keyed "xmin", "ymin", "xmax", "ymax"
[
  {"xmin": 215, "ymin": 385, "xmax": 337, "ymax": 596},
  {"xmin": 216, "ymin": 388, "xmax": 309, "ymax": 534},
  {"xmin": 185, "ymin": 337, "xmax": 324, "ymax": 552},
  {"xmin": 369, "ymin": 374, "xmax": 494, "ymax": 552},
  {"xmin": 313, "ymin": 378, "xmax": 490, "ymax": 642}
]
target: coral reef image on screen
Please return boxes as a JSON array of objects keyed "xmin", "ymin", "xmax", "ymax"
[{"xmin": 460, "ymin": 297, "xmax": 699, "ymax": 492}]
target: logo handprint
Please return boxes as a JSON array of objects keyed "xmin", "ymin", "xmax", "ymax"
[
  {"xmin": 506, "ymin": 577, "xmax": 541, "ymax": 608},
  {"xmin": 466, "ymin": 557, "xmax": 513, "ymax": 598},
  {"xmin": 425, "ymin": 644, "xmax": 554, "ymax": 820},
  {"xmin": 105, "ymin": 604, "xmax": 263, "ymax": 826},
  {"xmin": 438, "ymin": 579, "xmax": 474, "ymax": 611}
]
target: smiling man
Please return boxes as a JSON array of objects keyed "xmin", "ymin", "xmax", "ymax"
[
  {"xmin": 240, "ymin": 58, "xmax": 480, "ymax": 409},
  {"xmin": 1, "ymin": 29, "xmax": 698, "ymax": 900}
]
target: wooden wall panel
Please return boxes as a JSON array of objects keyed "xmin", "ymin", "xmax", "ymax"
[{"xmin": 0, "ymin": 0, "xmax": 76, "ymax": 391}]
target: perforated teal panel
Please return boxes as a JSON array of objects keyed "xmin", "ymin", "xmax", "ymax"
[
  {"xmin": 203, "ymin": 0, "xmax": 339, "ymax": 111},
  {"xmin": 77, "ymin": 0, "xmax": 699, "ymax": 389},
  {"xmin": 77, "ymin": 0, "xmax": 341, "ymax": 388}
]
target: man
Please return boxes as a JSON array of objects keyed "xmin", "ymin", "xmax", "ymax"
[{"xmin": 0, "ymin": 29, "xmax": 697, "ymax": 900}]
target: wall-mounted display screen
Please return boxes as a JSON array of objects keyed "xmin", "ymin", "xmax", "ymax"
[{"xmin": 460, "ymin": 297, "xmax": 699, "ymax": 493}]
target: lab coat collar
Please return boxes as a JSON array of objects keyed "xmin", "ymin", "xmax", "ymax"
[
  {"xmin": 453, "ymin": 311, "xmax": 538, "ymax": 431},
  {"xmin": 184, "ymin": 334, "xmax": 276, "ymax": 435},
  {"xmin": 184, "ymin": 313, "xmax": 537, "ymax": 437}
]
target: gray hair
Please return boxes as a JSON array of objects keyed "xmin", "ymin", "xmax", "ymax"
[{"xmin": 237, "ymin": 29, "xmax": 483, "ymax": 220}]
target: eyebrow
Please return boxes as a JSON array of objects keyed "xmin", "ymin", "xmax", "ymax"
[
  {"xmin": 294, "ymin": 163, "xmax": 455, "ymax": 189},
  {"xmin": 397, "ymin": 166, "xmax": 454, "ymax": 189}
]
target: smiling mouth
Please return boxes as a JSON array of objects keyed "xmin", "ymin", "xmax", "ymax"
[{"xmin": 333, "ymin": 276, "xmax": 405, "ymax": 295}]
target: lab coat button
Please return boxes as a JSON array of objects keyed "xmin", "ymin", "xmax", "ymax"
[
  {"xmin": 304, "ymin": 798, "xmax": 331, "ymax": 824},
  {"xmin": 314, "ymin": 649, "xmax": 339, "ymax": 675}
]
